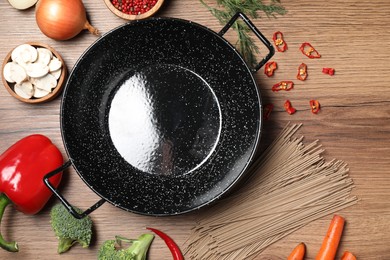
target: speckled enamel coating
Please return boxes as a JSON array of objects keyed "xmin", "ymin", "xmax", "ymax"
[{"xmin": 61, "ymin": 17, "xmax": 263, "ymax": 216}]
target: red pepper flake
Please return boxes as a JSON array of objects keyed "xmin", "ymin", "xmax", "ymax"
[
  {"xmin": 263, "ymin": 103, "xmax": 274, "ymax": 120},
  {"xmin": 310, "ymin": 100, "xmax": 321, "ymax": 114},
  {"xmin": 272, "ymin": 81, "xmax": 294, "ymax": 92},
  {"xmin": 297, "ymin": 63, "xmax": 308, "ymax": 81},
  {"xmin": 264, "ymin": 61, "xmax": 277, "ymax": 77},
  {"xmin": 284, "ymin": 100, "xmax": 296, "ymax": 115},
  {"xmin": 110, "ymin": 0, "xmax": 158, "ymax": 15},
  {"xmin": 299, "ymin": 42, "xmax": 321, "ymax": 59},
  {"xmin": 273, "ymin": 31, "xmax": 288, "ymax": 52},
  {"xmin": 322, "ymin": 67, "xmax": 335, "ymax": 76}
]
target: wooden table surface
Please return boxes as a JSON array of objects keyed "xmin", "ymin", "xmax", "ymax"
[{"xmin": 1, "ymin": 0, "xmax": 389, "ymax": 259}]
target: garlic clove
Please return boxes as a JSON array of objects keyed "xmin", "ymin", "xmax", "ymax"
[{"xmin": 14, "ymin": 81, "xmax": 34, "ymax": 99}]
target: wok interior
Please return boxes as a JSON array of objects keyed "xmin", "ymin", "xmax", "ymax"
[{"xmin": 61, "ymin": 18, "xmax": 262, "ymax": 215}]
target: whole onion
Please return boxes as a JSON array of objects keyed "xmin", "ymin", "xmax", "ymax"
[{"xmin": 35, "ymin": 0, "xmax": 99, "ymax": 41}]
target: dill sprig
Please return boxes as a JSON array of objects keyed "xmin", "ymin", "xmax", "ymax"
[{"xmin": 200, "ymin": 0, "xmax": 286, "ymax": 68}]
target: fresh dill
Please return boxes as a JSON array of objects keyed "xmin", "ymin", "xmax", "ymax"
[{"xmin": 200, "ymin": 0, "xmax": 286, "ymax": 68}]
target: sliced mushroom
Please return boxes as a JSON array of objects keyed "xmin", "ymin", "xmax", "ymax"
[
  {"xmin": 48, "ymin": 57, "xmax": 62, "ymax": 72},
  {"xmin": 6, "ymin": 62, "xmax": 28, "ymax": 84},
  {"xmin": 36, "ymin": 47, "xmax": 52, "ymax": 66},
  {"xmin": 50, "ymin": 68, "xmax": 62, "ymax": 80},
  {"xmin": 14, "ymin": 81, "xmax": 34, "ymax": 99},
  {"xmin": 26, "ymin": 63, "xmax": 49, "ymax": 78},
  {"xmin": 11, "ymin": 44, "xmax": 38, "ymax": 64},
  {"xmin": 3, "ymin": 62, "xmax": 16, "ymax": 83},
  {"xmin": 33, "ymin": 86, "xmax": 51, "ymax": 98},
  {"xmin": 31, "ymin": 73, "xmax": 57, "ymax": 92}
]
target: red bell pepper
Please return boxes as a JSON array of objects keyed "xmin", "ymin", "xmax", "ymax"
[{"xmin": 0, "ymin": 135, "xmax": 63, "ymax": 252}]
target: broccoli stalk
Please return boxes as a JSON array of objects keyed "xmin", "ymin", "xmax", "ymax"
[
  {"xmin": 50, "ymin": 203, "xmax": 93, "ymax": 254},
  {"xmin": 98, "ymin": 233, "xmax": 154, "ymax": 260}
]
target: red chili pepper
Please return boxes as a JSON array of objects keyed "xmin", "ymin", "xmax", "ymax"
[
  {"xmin": 0, "ymin": 135, "xmax": 63, "ymax": 252},
  {"xmin": 264, "ymin": 61, "xmax": 277, "ymax": 77},
  {"xmin": 322, "ymin": 67, "xmax": 335, "ymax": 76},
  {"xmin": 310, "ymin": 100, "xmax": 321, "ymax": 114},
  {"xmin": 263, "ymin": 103, "xmax": 274, "ymax": 120},
  {"xmin": 284, "ymin": 100, "xmax": 296, "ymax": 115},
  {"xmin": 297, "ymin": 63, "xmax": 308, "ymax": 81},
  {"xmin": 273, "ymin": 31, "xmax": 288, "ymax": 52},
  {"xmin": 300, "ymin": 42, "xmax": 321, "ymax": 58},
  {"xmin": 272, "ymin": 81, "xmax": 294, "ymax": 92},
  {"xmin": 147, "ymin": 227, "xmax": 183, "ymax": 260}
]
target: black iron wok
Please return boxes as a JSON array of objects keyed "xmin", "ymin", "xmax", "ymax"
[{"xmin": 44, "ymin": 13, "xmax": 274, "ymax": 217}]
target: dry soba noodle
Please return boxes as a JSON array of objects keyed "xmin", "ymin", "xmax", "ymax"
[{"xmin": 184, "ymin": 124, "xmax": 358, "ymax": 259}]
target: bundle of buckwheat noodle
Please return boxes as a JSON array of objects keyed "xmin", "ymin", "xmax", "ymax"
[{"xmin": 184, "ymin": 123, "xmax": 358, "ymax": 260}]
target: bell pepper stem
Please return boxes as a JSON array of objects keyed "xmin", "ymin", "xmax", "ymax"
[{"xmin": 0, "ymin": 194, "xmax": 18, "ymax": 252}]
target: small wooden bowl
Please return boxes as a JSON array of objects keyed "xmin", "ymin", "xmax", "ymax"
[
  {"xmin": 103, "ymin": 0, "xmax": 164, "ymax": 20},
  {"xmin": 1, "ymin": 42, "xmax": 67, "ymax": 104}
]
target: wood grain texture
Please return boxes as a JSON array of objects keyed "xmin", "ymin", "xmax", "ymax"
[{"xmin": 0, "ymin": 0, "xmax": 389, "ymax": 259}]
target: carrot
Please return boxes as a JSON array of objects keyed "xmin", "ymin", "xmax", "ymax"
[
  {"xmin": 341, "ymin": 251, "xmax": 357, "ymax": 260},
  {"xmin": 287, "ymin": 242, "xmax": 306, "ymax": 260},
  {"xmin": 315, "ymin": 215, "xmax": 345, "ymax": 260}
]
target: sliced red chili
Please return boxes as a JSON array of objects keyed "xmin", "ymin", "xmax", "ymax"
[
  {"xmin": 273, "ymin": 31, "xmax": 288, "ymax": 52},
  {"xmin": 300, "ymin": 42, "xmax": 321, "ymax": 58},
  {"xmin": 272, "ymin": 81, "xmax": 294, "ymax": 92},
  {"xmin": 264, "ymin": 61, "xmax": 277, "ymax": 77},
  {"xmin": 297, "ymin": 63, "xmax": 308, "ymax": 81},
  {"xmin": 284, "ymin": 100, "xmax": 296, "ymax": 115},
  {"xmin": 263, "ymin": 103, "xmax": 274, "ymax": 120},
  {"xmin": 310, "ymin": 100, "xmax": 321, "ymax": 114},
  {"xmin": 322, "ymin": 67, "xmax": 335, "ymax": 76}
]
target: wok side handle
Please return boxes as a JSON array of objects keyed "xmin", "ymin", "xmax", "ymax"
[
  {"xmin": 218, "ymin": 12, "xmax": 275, "ymax": 72},
  {"xmin": 43, "ymin": 160, "xmax": 106, "ymax": 219}
]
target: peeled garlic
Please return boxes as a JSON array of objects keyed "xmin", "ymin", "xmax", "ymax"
[{"xmin": 7, "ymin": 0, "xmax": 38, "ymax": 10}]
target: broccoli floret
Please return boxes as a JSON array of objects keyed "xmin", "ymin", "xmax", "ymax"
[
  {"xmin": 50, "ymin": 203, "xmax": 93, "ymax": 254},
  {"xmin": 98, "ymin": 234, "xmax": 154, "ymax": 260}
]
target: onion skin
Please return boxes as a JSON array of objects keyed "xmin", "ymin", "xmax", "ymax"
[{"xmin": 35, "ymin": 0, "xmax": 98, "ymax": 41}]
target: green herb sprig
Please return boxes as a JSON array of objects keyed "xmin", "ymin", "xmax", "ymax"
[{"xmin": 200, "ymin": 0, "xmax": 286, "ymax": 67}]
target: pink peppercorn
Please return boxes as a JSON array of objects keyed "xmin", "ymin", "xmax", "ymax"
[{"xmin": 111, "ymin": 0, "xmax": 158, "ymax": 15}]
